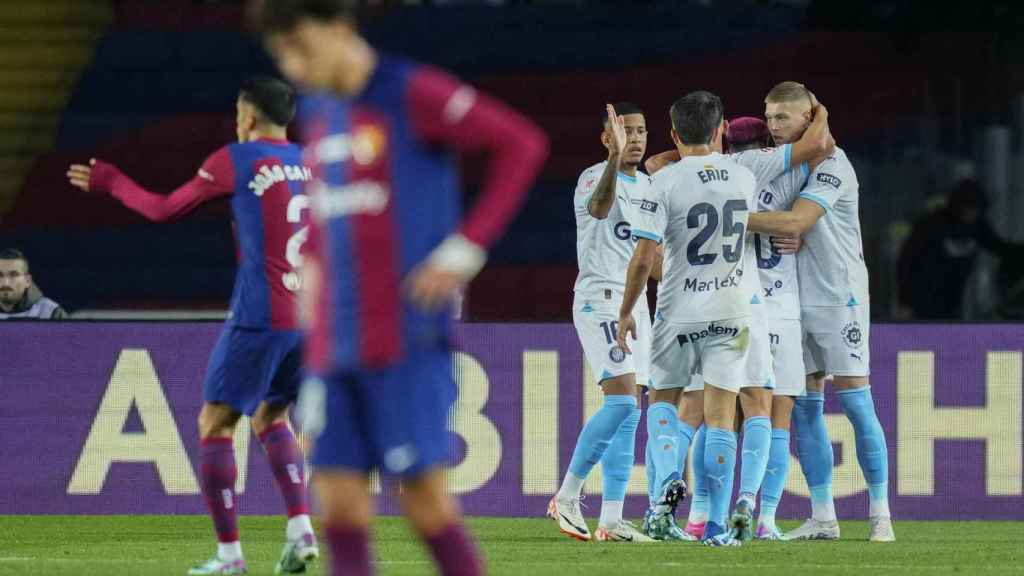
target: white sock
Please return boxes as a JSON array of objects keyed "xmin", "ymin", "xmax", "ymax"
[
  {"xmin": 687, "ymin": 510, "xmax": 708, "ymax": 524},
  {"xmin": 758, "ymin": 513, "xmax": 776, "ymax": 527},
  {"xmin": 870, "ymin": 498, "xmax": 891, "ymax": 519},
  {"xmin": 217, "ymin": 541, "xmax": 243, "ymax": 562},
  {"xmin": 598, "ymin": 500, "xmax": 623, "ymax": 527},
  {"xmin": 286, "ymin": 514, "xmax": 314, "ymax": 541},
  {"xmin": 556, "ymin": 473, "xmax": 585, "ymax": 501},
  {"xmin": 811, "ymin": 499, "xmax": 837, "ymax": 522}
]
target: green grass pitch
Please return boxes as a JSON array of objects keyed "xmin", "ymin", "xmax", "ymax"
[{"xmin": 0, "ymin": 516, "xmax": 1022, "ymax": 575}]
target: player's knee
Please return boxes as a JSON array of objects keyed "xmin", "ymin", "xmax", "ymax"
[
  {"xmin": 833, "ymin": 375, "xmax": 868, "ymax": 391},
  {"xmin": 198, "ymin": 403, "xmax": 239, "ymax": 439},
  {"xmin": 599, "ymin": 373, "xmax": 636, "ymax": 396},
  {"xmin": 806, "ymin": 372, "xmax": 826, "ymax": 392},
  {"xmin": 250, "ymin": 402, "xmax": 289, "ymax": 436}
]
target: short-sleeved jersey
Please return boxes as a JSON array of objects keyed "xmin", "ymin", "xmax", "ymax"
[
  {"xmin": 573, "ymin": 161, "xmax": 650, "ymax": 298},
  {"xmin": 299, "ymin": 55, "xmax": 545, "ymax": 374},
  {"xmin": 796, "ymin": 147, "xmax": 869, "ymax": 307},
  {"xmin": 632, "ymin": 153, "xmax": 758, "ymax": 324},
  {"xmin": 730, "ymin": 147, "xmax": 809, "ymax": 320}
]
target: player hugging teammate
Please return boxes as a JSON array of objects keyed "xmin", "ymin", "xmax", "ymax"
[{"xmin": 554, "ymin": 82, "xmax": 895, "ymax": 547}]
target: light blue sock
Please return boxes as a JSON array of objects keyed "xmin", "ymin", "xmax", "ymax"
[
  {"xmin": 645, "ymin": 439, "xmax": 657, "ymax": 506},
  {"xmin": 646, "ymin": 402, "xmax": 681, "ymax": 503},
  {"xmin": 759, "ymin": 428, "xmax": 791, "ymax": 522},
  {"xmin": 689, "ymin": 425, "xmax": 708, "ymax": 521},
  {"xmin": 738, "ymin": 416, "xmax": 772, "ymax": 506},
  {"xmin": 704, "ymin": 427, "xmax": 738, "ymax": 527},
  {"xmin": 676, "ymin": 419, "xmax": 696, "ymax": 478},
  {"xmin": 565, "ymin": 395, "xmax": 636, "ymax": 483},
  {"xmin": 602, "ymin": 406, "xmax": 640, "ymax": 503},
  {"xmin": 793, "ymin": 391, "xmax": 835, "ymax": 520},
  {"xmin": 838, "ymin": 386, "xmax": 890, "ymax": 517}
]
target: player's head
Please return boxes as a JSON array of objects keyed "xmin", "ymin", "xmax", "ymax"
[
  {"xmin": 249, "ymin": 0, "xmax": 359, "ymax": 93},
  {"xmin": 764, "ymin": 81, "xmax": 814, "ymax": 145},
  {"xmin": 236, "ymin": 75, "xmax": 296, "ymax": 142},
  {"xmin": 669, "ymin": 91, "xmax": 725, "ymax": 152},
  {"xmin": 0, "ymin": 249, "xmax": 31, "ymax": 309},
  {"xmin": 601, "ymin": 102, "xmax": 647, "ymax": 168},
  {"xmin": 725, "ymin": 116, "xmax": 770, "ymax": 152}
]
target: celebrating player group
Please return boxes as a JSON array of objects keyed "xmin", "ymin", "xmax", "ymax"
[{"xmin": 551, "ymin": 82, "xmax": 896, "ymax": 546}]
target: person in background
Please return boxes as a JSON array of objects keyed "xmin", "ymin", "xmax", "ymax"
[{"xmin": 0, "ymin": 249, "xmax": 67, "ymax": 320}]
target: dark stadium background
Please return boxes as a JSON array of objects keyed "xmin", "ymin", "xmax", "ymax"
[{"xmin": 1, "ymin": 0, "xmax": 1022, "ymax": 321}]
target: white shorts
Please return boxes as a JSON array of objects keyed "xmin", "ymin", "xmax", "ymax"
[
  {"xmin": 767, "ymin": 317, "xmax": 806, "ymax": 397},
  {"xmin": 573, "ymin": 293, "xmax": 651, "ymax": 386},
  {"xmin": 649, "ymin": 316, "xmax": 769, "ymax": 393},
  {"xmin": 801, "ymin": 303, "xmax": 870, "ymax": 377}
]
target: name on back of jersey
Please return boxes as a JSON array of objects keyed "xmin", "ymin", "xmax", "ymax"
[
  {"xmin": 248, "ymin": 164, "xmax": 313, "ymax": 197},
  {"xmin": 697, "ymin": 166, "xmax": 729, "ymax": 184}
]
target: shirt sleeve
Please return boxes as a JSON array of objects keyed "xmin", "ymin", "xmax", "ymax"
[
  {"xmin": 92, "ymin": 147, "xmax": 236, "ymax": 222},
  {"xmin": 631, "ymin": 181, "xmax": 668, "ymax": 245},
  {"xmin": 800, "ymin": 159, "xmax": 844, "ymax": 212},
  {"xmin": 406, "ymin": 65, "xmax": 549, "ymax": 249},
  {"xmin": 573, "ymin": 166, "xmax": 600, "ymax": 220},
  {"xmin": 730, "ymin": 144, "xmax": 792, "ymax": 191}
]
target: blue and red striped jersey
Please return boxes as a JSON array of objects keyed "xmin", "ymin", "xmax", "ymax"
[
  {"xmin": 93, "ymin": 137, "xmax": 312, "ymax": 330},
  {"xmin": 299, "ymin": 55, "xmax": 548, "ymax": 373}
]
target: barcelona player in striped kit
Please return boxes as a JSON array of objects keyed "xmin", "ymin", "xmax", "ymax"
[
  {"xmin": 252, "ymin": 1, "xmax": 549, "ymax": 574},
  {"xmin": 68, "ymin": 77, "xmax": 318, "ymax": 575}
]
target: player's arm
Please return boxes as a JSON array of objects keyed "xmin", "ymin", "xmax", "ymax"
[
  {"xmin": 406, "ymin": 66, "xmax": 549, "ymax": 310},
  {"xmin": 645, "ymin": 149, "xmax": 680, "ymax": 176},
  {"xmin": 587, "ymin": 104, "xmax": 628, "ymax": 219},
  {"xmin": 67, "ymin": 148, "xmax": 234, "ymax": 222},
  {"xmin": 650, "ymin": 243, "xmax": 665, "ymax": 282},
  {"xmin": 748, "ymin": 198, "xmax": 824, "ymax": 237},
  {"xmin": 616, "ymin": 238, "xmax": 657, "ymax": 353}
]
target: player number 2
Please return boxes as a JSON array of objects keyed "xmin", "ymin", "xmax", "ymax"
[
  {"xmin": 283, "ymin": 194, "xmax": 310, "ymax": 292},
  {"xmin": 599, "ymin": 321, "xmax": 620, "ymax": 344},
  {"xmin": 686, "ymin": 199, "xmax": 747, "ymax": 266}
]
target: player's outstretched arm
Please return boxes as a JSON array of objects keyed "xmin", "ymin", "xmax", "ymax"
[
  {"xmin": 748, "ymin": 198, "xmax": 824, "ymax": 237},
  {"xmin": 616, "ymin": 238, "xmax": 657, "ymax": 353},
  {"xmin": 588, "ymin": 104, "xmax": 627, "ymax": 219},
  {"xmin": 645, "ymin": 149, "xmax": 680, "ymax": 176},
  {"xmin": 789, "ymin": 100, "xmax": 835, "ymax": 167},
  {"xmin": 406, "ymin": 66, "xmax": 549, "ymax": 311},
  {"xmin": 67, "ymin": 151, "xmax": 233, "ymax": 222}
]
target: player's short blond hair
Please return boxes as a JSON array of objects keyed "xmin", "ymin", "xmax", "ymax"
[{"xmin": 764, "ymin": 81, "xmax": 812, "ymax": 105}]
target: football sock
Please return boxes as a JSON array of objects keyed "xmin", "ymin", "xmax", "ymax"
[
  {"xmin": 600, "ymin": 405, "xmax": 640, "ymax": 522},
  {"xmin": 559, "ymin": 394, "xmax": 636, "ymax": 500},
  {"xmin": 759, "ymin": 428, "xmax": 791, "ymax": 525},
  {"xmin": 704, "ymin": 427, "xmax": 738, "ymax": 527},
  {"xmin": 837, "ymin": 386, "xmax": 891, "ymax": 518},
  {"xmin": 738, "ymin": 416, "xmax": 772, "ymax": 505},
  {"xmin": 794, "ymin": 391, "xmax": 836, "ymax": 521}
]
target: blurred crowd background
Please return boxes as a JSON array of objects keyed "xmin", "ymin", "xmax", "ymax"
[{"xmin": 1, "ymin": 0, "xmax": 1022, "ymax": 321}]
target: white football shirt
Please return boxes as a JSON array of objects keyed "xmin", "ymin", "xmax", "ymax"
[
  {"xmin": 796, "ymin": 147, "xmax": 869, "ymax": 307},
  {"xmin": 573, "ymin": 161, "xmax": 651, "ymax": 298},
  {"xmin": 632, "ymin": 153, "xmax": 758, "ymax": 324}
]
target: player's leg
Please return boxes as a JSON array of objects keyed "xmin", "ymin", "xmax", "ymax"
[
  {"xmin": 304, "ymin": 373, "xmax": 377, "ymax": 576},
  {"xmin": 376, "ymin": 348, "xmax": 484, "ymax": 574},
  {"xmin": 192, "ymin": 402, "xmax": 247, "ymax": 575},
  {"xmin": 315, "ymin": 471, "xmax": 374, "ymax": 576},
  {"xmin": 251, "ymin": 333, "xmax": 318, "ymax": 573},
  {"xmin": 757, "ymin": 395, "xmax": 793, "ymax": 539},
  {"xmin": 701, "ymin": 383, "xmax": 740, "ymax": 546},
  {"xmin": 555, "ymin": 301, "xmax": 642, "ymax": 540},
  {"xmin": 758, "ymin": 318, "xmax": 804, "ymax": 539},
  {"xmin": 595, "ymin": 381, "xmax": 650, "ymax": 542},
  {"xmin": 833, "ymin": 376, "xmax": 892, "ymax": 542},
  {"xmin": 730, "ymin": 386, "xmax": 772, "ymax": 541},
  {"xmin": 399, "ymin": 468, "xmax": 484, "ymax": 574},
  {"xmin": 190, "ymin": 326, "xmax": 266, "ymax": 575},
  {"xmin": 640, "ymin": 321, "xmax": 694, "ymax": 541}
]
